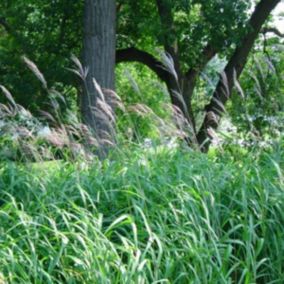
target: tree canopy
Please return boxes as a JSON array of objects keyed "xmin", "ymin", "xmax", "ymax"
[{"xmin": 0, "ymin": 0, "xmax": 283, "ymax": 151}]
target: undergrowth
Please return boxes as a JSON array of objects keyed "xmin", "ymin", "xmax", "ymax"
[{"xmin": 0, "ymin": 140, "xmax": 283, "ymax": 284}]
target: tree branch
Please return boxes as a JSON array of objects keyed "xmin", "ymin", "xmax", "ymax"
[
  {"xmin": 262, "ymin": 27, "xmax": 284, "ymax": 38},
  {"xmin": 197, "ymin": 0, "xmax": 281, "ymax": 151},
  {"xmin": 116, "ymin": 46, "xmax": 195, "ymax": 132},
  {"xmin": 116, "ymin": 47, "xmax": 169, "ymax": 82}
]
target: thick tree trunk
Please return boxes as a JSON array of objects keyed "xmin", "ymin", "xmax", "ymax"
[
  {"xmin": 197, "ymin": 0, "xmax": 281, "ymax": 152},
  {"xmin": 82, "ymin": 0, "xmax": 116, "ymax": 150}
]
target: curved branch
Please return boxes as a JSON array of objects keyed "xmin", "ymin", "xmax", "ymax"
[
  {"xmin": 116, "ymin": 47, "xmax": 193, "ymax": 128},
  {"xmin": 116, "ymin": 47, "xmax": 169, "ymax": 82},
  {"xmin": 262, "ymin": 27, "xmax": 284, "ymax": 38}
]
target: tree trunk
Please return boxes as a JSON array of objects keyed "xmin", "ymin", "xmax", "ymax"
[
  {"xmin": 82, "ymin": 0, "xmax": 116, "ymax": 152},
  {"xmin": 197, "ymin": 0, "xmax": 281, "ymax": 152}
]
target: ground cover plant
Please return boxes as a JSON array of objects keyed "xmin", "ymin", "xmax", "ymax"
[{"xmin": 0, "ymin": 138, "xmax": 283, "ymax": 283}]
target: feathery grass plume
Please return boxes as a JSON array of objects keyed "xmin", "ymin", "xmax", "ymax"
[
  {"xmin": 90, "ymin": 80, "xmax": 117, "ymax": 150},
  {"xmin": 0, "ymin": 55, "xmax": 117, "ymax": 161},
  {"xmin": 158, "ymin": 50, "xmax": 199, "ymax": 146},
  {"xmin": 0, "ymin": 91, "xmax": 91, "ymax": 161},
  {"xmin": 211, "ymin": 97, "xmax": 227, "ymax": 115},
  {"xmin": 49, "ymin": 88, "xmax": 66, "ymax": 105},
  {"xmin": 92, "ymin": 110, "xmax": 116, "ymax": 138},
  {"xmin": 124, "ymin": 69, "xmax": 141, "ymax": 95},
  {"xmin": 0, "ymin": 103, "xmax": 14, "ymax": 117},
  {"xmin": 39, "ymin": 110, "xmax": 57, "ymax": 123},
  {"xmin": 171, "ymin": 90, "xmax": 195, "ymax": 125},
  {"xmin": 171, "ymin": 90, "xmax": 198, "ymax": 146},
  {"xmin": 171, "ymin": 105, "xmax": 190, "ymax": 132},
  {"xmin": 220, "ymin": 71, "xmax": 230, "ymax": 98},
  {"xmin": 93, "ymin": 78, "xmax": 106, "ymax": 102},
  {"xmin": 70, "ymin": 54, "xmax": 89, "ymax": 81},
  {"xmin": 158, "ymin": 50, "xmax": 179, "ymax": 83},
  {"xmin": 43, "ymin": 128, "xmax": 69, "ymax": 148},
  {"xmin": 249, "ymin": 70, "xmax": 263, "ymax": 99},
  {"xmin": 127, "ymin": 103, "xmax": 154, "ymax": 117},
  {"xmin": 95, "ymin": 98, "xmax": 115, "ymax": 123},
  {"xmin": 22, "ymin": 56, "xmax": 48, "ymax": 90},
  {"xmin": 233, "ymin": 69, "xmax": 245, "ymax": 99},
  {"xmin": 171, "ymin": 108, "xmax": 197, "ymax": 147},
  {"xmin": 0, "ymin": 85, "xmax": 17, "ymax": 109},
  {"xmin": 99, "ymin": 138, "xmax": 115, "ymax": 147},
  {"xmin": 160, "ymin": 103, "xmax": 187, "ymax": 137},
  {"xmin": 103, "ymin": 89, "xmax": 125, "ymax": 112}
]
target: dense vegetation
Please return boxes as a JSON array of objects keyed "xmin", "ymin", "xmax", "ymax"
[
  {"xmin": 1, "ymin": 141, "xmax": 284, "ymax": 283},
  {"xmin": 0, "ymin": 0, "xmax": 283, "ymax": 283}
]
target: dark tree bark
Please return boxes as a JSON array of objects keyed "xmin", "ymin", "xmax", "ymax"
[
  {"xmin": 262, "ymin": 27, "xmax": 284, "ymax": 38},
  {"xmin": 116, "ymin": 47, "xmax": 169, "ymax": 82},
  {"xmin": 82, "ymin": 0, "xmax": 116, "ymax": 150},
  {"xmin": 197, "ymin": 0, "xmax": 281, "ymax": 152}
]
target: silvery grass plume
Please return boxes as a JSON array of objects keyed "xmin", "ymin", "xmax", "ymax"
[
  {"xmin": 22, "ymin": 56, "xmax": 48, "ymax": 90},
  {"xmin": 233, "ymin": 69, "xmax": 245, "ymax": 99},
  {"xmin": 91, "ymin": 79, "xmax": 117, "ymax": 149},
  {"xmin": 171, "ymin": 90, "xmax": 198, "ymax": 140},
  {"xmin": 70, "ymin": 54, "xmax": 89, "ymax": 81},
  {"xmin": 0, "ymin": 57, "xmax": 101, "ymax": 161},
  {"xmin": 70, "ymin": 55, "xmax": 120, "ymax": 155},
  {"xmin": 160, "ymin": 102, "xmax": 188, "ymax": 138},
  {"xmin": 158, "ymin": 50, "xmax": 199, "ymax": 147},
  {"xmin": 158, "ymin": 50, "xmax": 179, "ymax": 83},
  {"xmin": 0, "ymin": 87, "xmax": 46, "ymax": 161},
  {"xmin": 124, "ymin": 68, "xmax": 141, "ymax": 95},
  {"xmin": 21, "ymin": 55, "xmax": 120, "ymax": 158},
  {"xmin": 127, "ymin": 102, "xmax": 188, "ymax": 147},
  {"xmin": 0, "ymin": 85, "xmax": 17, "ymax": 110},
  {"xmin": 127, "ymin": 103, "xmax": 154, "ymax": 117},
  {"xmin": 122, "ymin": 67, "xmax": 196, "ymax": 146},
  {"xmin": 22, "ymin": 56, "xmax": 65, "ymax": 126}
]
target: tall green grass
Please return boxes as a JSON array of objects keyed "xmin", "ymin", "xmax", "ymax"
[{"xmin": 0, "ymin": 141, "xmax": 283, "ymax": 283}]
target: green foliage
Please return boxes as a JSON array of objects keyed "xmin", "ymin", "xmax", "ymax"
[
  {"xmin": 229, "ymin": 47, "xmax": 284, "ymax": 142},
  {"xmin": 0, "ymin": 142, "xmax": 284, "ymax": 283},
  {"xmin": 0, "ymin": 0, "xmax": 254, "ymax": 111},
  {"xmin": 0, "ymin": 0, "xmax": 82, "ymax": 111},
  {"xmin": 117, "ymin": 0, "xmax": 251, "ymax": 71},
  {"xmin": 116, "ymin": 63, "xmax": 172, "ymax": 140}
]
